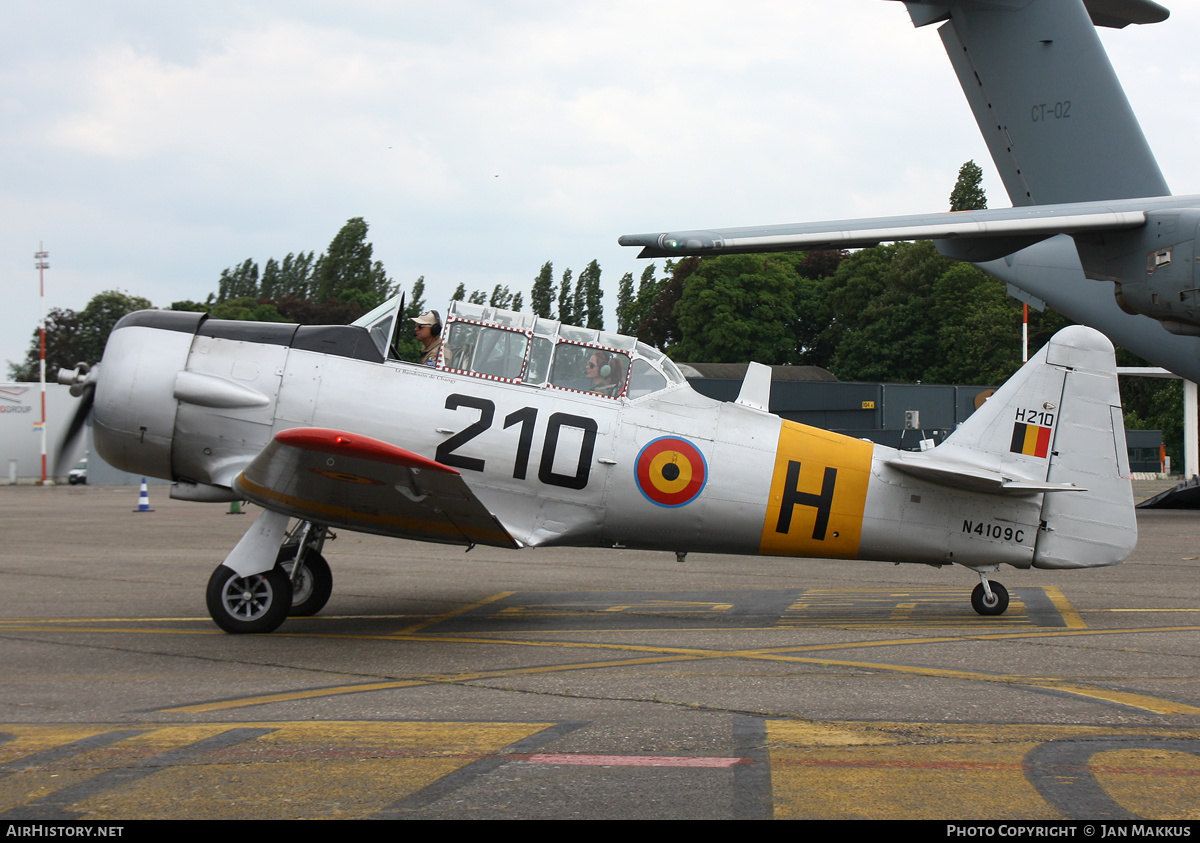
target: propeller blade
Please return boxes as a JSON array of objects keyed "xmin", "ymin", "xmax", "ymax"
[{"xmin": 54, "ymin": 364, "xmax": 97, "ymax": 477}]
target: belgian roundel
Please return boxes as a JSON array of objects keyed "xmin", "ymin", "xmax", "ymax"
[{"xmin": 635, "ymin": 436, "xmax": 707, "ymax": 508}]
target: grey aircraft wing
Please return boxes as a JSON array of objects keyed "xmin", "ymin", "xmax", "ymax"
[{"xmin": 619, "ymin": 199, "xmax": 1153, "ymax": 263}]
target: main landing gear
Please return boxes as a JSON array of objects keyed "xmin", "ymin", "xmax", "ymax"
[
  {"xmin": 970, "ymin": 570, "xmax": 1010, "ymax": 616},
  {"xmin": 205, "ymin": 513, "xmax": 334, "ymax": 634},
  {"xmin": 276, "ymin": 521, "xmax": 333, "ymax": 617}
]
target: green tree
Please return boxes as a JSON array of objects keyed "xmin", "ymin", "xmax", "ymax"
[
  {"xmin": 9, "ymin": 290, "xmax": 153, "ymax": 379},
  {"xmin": 926, "ymin": 262, "xmax": 1024, "ymax": 384},
  {"xmin": 216, "ymin": 259, "xmax": 259, "ymax": 303},
  {"xmin": 557, "ymin": 268, "xmax": 574, "ymax": 325},
  {"xmin": 950, "ymin": 160, "xmax": 988, "ymax": 211},
  {"xmin": 531, "ymin": 261, "xmax": 555, "ymax": 318},
  {"xmin": 314, "ymin": 217, "xmax": 394, "ymax": 309},
  {"xmin": 278, "ymin": 251, "xmax": 316, "ymax": 300},
  {"xmin": 616, "ymin": 271, "xmax": 636, "ymax": 334},
  {"xmin": 489, "ymin": 285, "xmax": 514, "ymax": 309},
  {"xmin": 390, "ymin": 276, "xmax": 429, "ymax": 362},
  {"xmin": 208, "ymin": 297, "xmax": 286, "ymax": 322},
  {"xmin": 7, "ymin": 308, "xmax": 83, "ymax": 381},
  {"xmin": 671, "ymin": 254, "xmax": 800, "ymax": 363},
  {"xmin": 579, "ymin": 259, "xmax": 604, "ymax": 329},
  {"xmin": 406, "ymin": 276, "xmax": 427, "ymax": 319},
  {"xmin": 1121, "ymin": 374, "xmax": 1183, "ymax": 471},
  {"xmin": 169, "ymin": 300, "xmax": 209, "ymax": 313},
  {"xmin": 259, "ymin": 258, "xmax": 281, "ymax": 300},
  {"xmin": 626, "ymin": 263, "xmax": 659, "ymax": 337},
  {"xmin": 826, "ymin": 242, "xmax": 950, "ymax": 382},
  {"xmin": 77, "ymin": 291, "xmax": 155, "ymax": 364},
  {"xmin": 637, "ymin": 258, "xmax": 697, "ymax": 350}
]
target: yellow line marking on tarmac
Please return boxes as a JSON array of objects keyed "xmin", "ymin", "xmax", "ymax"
[
  {"xmin": 0, "ymin": 721, "xmax": 555, "ymax": 821},
  {"xmin": 154, "ymin": 626, "xmax": 1200, "ymax": 716},
  {"xmin": 1101, "ymin": 608, "xmax": 1200, "ymax": 612},
  {"xmin": 1042, "ymin": 586, "xmax": 1085, "ymax": 628},
  {"xmin": 393, "ymin": 590, "xmax": 515, "ymax": 635},
  {"xmin": 163, "ymin": 654, "xmax": 704, "ymax": 713},
  {"xmin": 5, "ymin": 607, "xmax": 1197, "ymax": 716},
  {"xmin": 0, "ymin": 614, "xmax": 441, "ymax": 629}
]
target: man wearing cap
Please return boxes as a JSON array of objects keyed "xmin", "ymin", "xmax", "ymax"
[{"xmin": 411, "ymin": 310, "xmax": 442, "ymax": 366}]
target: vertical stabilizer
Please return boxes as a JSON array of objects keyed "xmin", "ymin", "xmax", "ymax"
[
  {"xmin": 935, "ymin": 325, "xmax": 1136, "ymax": 568},
  {"xmin": 903, "ymin": 0, "xmax": 1170, "ymax": 205}
]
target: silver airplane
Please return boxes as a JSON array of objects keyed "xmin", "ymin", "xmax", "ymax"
[
  {"xmin": 59, "ymin": 298, "xmax": 1134, "ymax": 633},
  {"xmin": 620, "ymin": 0, "xmax": 1200, "ymax": 382}
]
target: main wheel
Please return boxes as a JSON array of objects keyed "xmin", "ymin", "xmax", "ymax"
[
  {"xmin": 206, "ymin": 564, "xmax": 293, "ymax": 634},
  {"xmin": 276, "ymin": 545, "xmax": 333, "ymax": 616},
  {"xmin": 971, "ymin": 581, "xmax": 1009, "ymax": 616}
]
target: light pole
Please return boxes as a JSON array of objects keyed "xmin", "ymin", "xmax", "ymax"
[{"xmin": 35, "ymin": 244, "xmax": 49, "ymax": 485}]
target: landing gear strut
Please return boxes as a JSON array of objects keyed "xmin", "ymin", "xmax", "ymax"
[{"xmin": 277, "ymin": 521, "xmax": 334, "ymax": 616}]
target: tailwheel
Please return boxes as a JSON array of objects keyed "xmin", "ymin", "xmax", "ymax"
[
  {"xmin": 971, "ymin": 580, "xmax": 1009, "ymax": 616},
  {"xmin": 277, "ymin": 544, "xmax": 333, "ymax": 616},
  {"xmin": 206, "ymin": 564, "xmax": 293, "ymax": 634}
]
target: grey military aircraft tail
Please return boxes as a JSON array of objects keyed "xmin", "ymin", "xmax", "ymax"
[
  {"xmin": 920, "ymin": 0, "xmax": 1169, "ymax": 206},
  {"xmin": 620, "ymin": 0, "xmax": 1200, "ymax": 382}
]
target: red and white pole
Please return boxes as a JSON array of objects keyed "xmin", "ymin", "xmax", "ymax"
[
  {"xmin": 35, "ymin": 244, "xmax": 49, "ymax": 484},
  {"xmin": 1022, "ymin": 302, "xmax": 1029, "ymax": 363}
]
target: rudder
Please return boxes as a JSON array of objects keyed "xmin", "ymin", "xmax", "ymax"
[{"xmin": 1033, "ymin": 327, "xmax": 1136, "ymax": 568}]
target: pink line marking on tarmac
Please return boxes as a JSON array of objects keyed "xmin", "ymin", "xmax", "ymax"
[{"xmin": 525, "ymin": 754, "xmax": 743, "ymax": 768}]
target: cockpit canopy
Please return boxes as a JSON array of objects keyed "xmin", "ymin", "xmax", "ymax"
[{"xmin": 353, "ymin": 297, "xmax": 686, "ymax": 400}]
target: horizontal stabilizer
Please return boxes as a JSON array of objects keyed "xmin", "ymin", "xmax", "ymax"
[{"xmin": 886, "ymin": 452, "xmax": 1084, "ymax": 495}]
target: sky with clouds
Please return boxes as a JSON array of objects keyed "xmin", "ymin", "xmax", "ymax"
[{"xmin": 3, "ymin": 0, "xmax": 1197, "ymax": 373}]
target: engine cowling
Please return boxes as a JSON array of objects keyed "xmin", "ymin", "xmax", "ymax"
[
  {"xmin": 92, "ymin": 311, "xmax": 205, "ymax": 480},
  {"xmin": 1076, "ymin": 208, "xmax": 1200, "ymax": 331}
]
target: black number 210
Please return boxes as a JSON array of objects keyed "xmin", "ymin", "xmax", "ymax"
[{"xmin": 435, "ymin": 394, "xmax": 598, "ymax": 490}]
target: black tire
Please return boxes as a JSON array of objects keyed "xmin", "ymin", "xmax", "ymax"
[
  {"xmin": 206, "ymin": 564, "xmax": 292, "ymax": 634},
  {"xmin": 971, "ymin": 581, "xmax": 1009, "ymax": 616},
  {"xmin": 276, "ymin": 545, "xmax": 333, "ymax": 616}
]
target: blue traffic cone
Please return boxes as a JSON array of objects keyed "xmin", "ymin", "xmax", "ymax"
[{"xmin": 133, "ymin": 478, "xmax": 154, "ymax": 512}]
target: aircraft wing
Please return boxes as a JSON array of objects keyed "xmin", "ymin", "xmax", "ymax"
[
  {"xmin": 619, "ymin": 199, "xmax": 1149, "ymax": 262},
  {"xmin": 232, "ymin": 427, "xmax": 520, "ymax": 549}
]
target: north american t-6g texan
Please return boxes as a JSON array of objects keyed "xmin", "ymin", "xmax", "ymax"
[
  {"xmin": 59, "ymin": 297, "xmax": 1133, "ymax": 633},
  {"xmin": 622, "ymin": 0, "xmax": 1200, "ymax": 383},
  {"xmin": 56, "ymin": 0, "xmax": 1147, "ymax": 635}
]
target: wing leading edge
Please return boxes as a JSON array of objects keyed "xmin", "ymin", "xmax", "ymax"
[
  {"xmin": 233, "ymin": 427, "xmax": 520, "ymax": 549},
  {"xmin": 619, "ymin": 199, "xmax": 1155, "ymax": 262}
]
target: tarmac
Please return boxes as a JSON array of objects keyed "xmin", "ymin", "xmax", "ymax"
[{"xmin": 0, "ymin": 481, "xmax": 1197, "ymax": 820}]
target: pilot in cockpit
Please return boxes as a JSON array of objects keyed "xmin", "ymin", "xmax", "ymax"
[{"xmin": 411, "ymin": 311, "xmax": 443, "ymax": 366}]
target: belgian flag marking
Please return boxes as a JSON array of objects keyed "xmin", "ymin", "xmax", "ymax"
[{"xmin": 1010, "ymin": 422, "xmax": 1052, "ymax": 458}]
